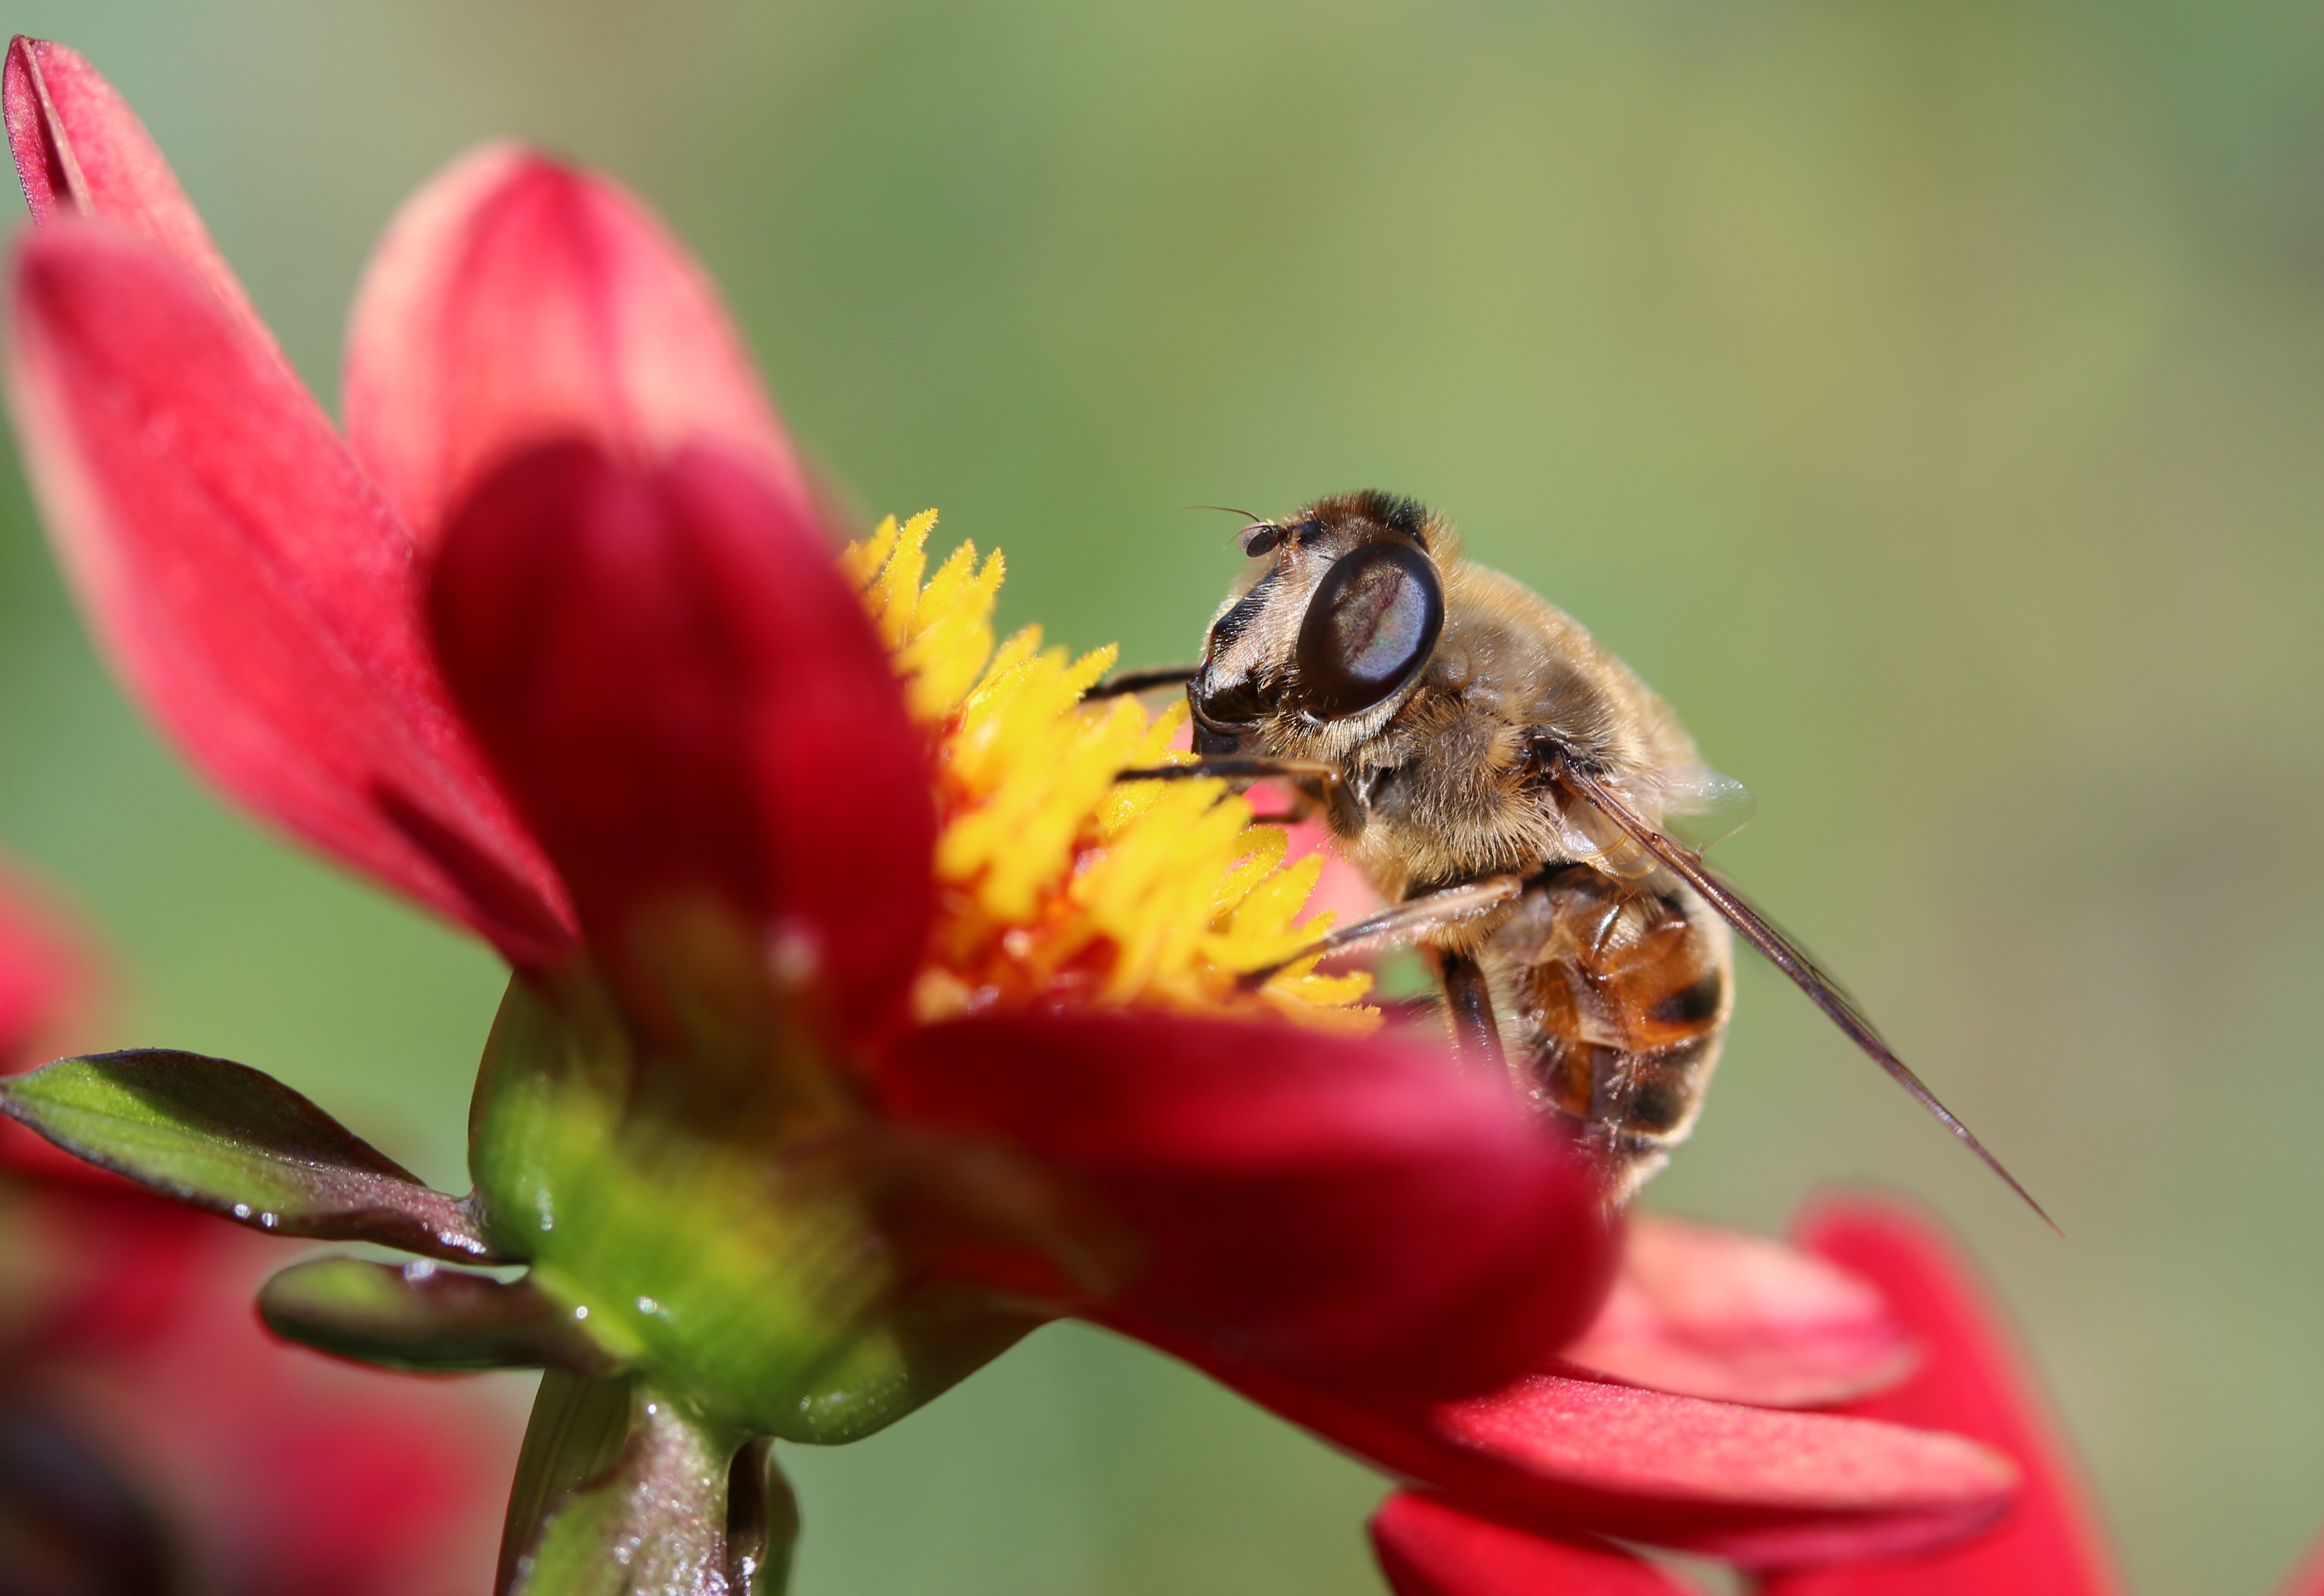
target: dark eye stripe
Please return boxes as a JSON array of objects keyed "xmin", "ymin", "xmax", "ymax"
[
  {"xmin": 1207, "ymin": 570, "xmax": 1278, "ymax": 653},
  {"xmin": 1293, "ymin": 541, "xmax": 1443, "ymax": 720}
]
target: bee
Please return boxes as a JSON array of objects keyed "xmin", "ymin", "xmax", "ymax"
[{"xmin": 1104, "ymin": 491, "xmax": 2043, "ymax": 1215}]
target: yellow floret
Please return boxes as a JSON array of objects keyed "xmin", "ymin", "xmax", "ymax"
[{"xmin": 849, "ymin": 511, "xmax": 1375, "ymax": 1033}]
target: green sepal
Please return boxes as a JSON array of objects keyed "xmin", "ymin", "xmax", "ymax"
[
  {"xmin": 258, "ymin": 1256, "xmax": 625, "ymax": 1374},
  {"xmin": 468, "ymin": 976, "xmax": 894, "ymax": 1435},
  {"xmin": 724, "ymin": 1439, "xmax": 800, "ymax": 1596},
  {"xmin": 774, "ymin": 1288, "xmax": 1044, "ymax": 1445},
  {"xmin": 507, "ymin": 1385, "xmax": 740, "ymax": 1596},
  {"xmin": 469, "ymin": 972, "xmax": 1057, "ymax": 1442},
  {"xmin": 498, "ymin": 1371, "xmax": 637, "ymax": 1595},
  {"xmin": 3, "ymin": 1051, "xmax": 503, "ymax": 1261}
]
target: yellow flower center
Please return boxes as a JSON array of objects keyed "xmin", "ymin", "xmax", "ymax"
[{"xmin": 844, "ymin": 512, "xmax": 1376, "ymax": 1035}]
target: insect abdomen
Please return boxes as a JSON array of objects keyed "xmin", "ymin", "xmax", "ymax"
[{"xmin": 1490, "ymin": 864, "xmax": 1733, "ymax": 1200}]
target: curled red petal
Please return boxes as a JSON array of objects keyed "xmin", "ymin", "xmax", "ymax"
[
  {"xmin": 429, "ymin": 438, "xmax": 933, "ymax": 1048},
  {"xmin": 875, "ymin": 1011, "xmax": 1619, "ymax": 1401},
  {"xmin": 1563, "ymin": 1213, "xmax": 1919, "ymax": 1409},
  {"xmin": 1180, "ymin": 1350, "xmax": 2016, "ymax": 1570},
  {"xmin": 1757, "ymin": 1199, "xmax": 2120, "ymax": 1595},
  {"xmin": 4, "ymin": 223, "xmax": 576, "ymax": 965},
  {"xmin": 1373, "ymin": 1491, "xmax": 1700, "ymax": 1596},
  {"xmin": 3, "ymin": 37, "xmax": 269, "ymax": 351},
  {"xmin": 345, "ymin": 143, "xmax": 809, "ymax": 548}
]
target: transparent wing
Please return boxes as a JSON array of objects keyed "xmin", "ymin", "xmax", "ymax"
[
  {"xmin": 1557, "ymin": 756, "xmax": 2055, "ymax": 1231},
  {"xmin": 1658, "ymin": 764, "xmax": 1757, "ymax": 853}
]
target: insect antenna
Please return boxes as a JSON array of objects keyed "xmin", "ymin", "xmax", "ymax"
[
  {"xmin": 1554, "ymin": 752, "xmax": 2059, "ymax": 1233},
  {"xmin": 1187, "ymin": 504, "xmax": 1286, "ymax": 555}
]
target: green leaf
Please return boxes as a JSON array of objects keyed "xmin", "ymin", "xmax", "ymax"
[
  {"xmin": 259, "ymin": 1257, "xmax": 625, "ymax": 1373},
  {"xmin": 505, "ymin": 1384, "xmax": 741, "ymax": 1596},
  {"xmin": 1, "ymin": 1051, "xmax": 505, "ymax": 1261}
]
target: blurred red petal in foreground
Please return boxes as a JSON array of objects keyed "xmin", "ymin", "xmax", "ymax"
[
  {"xmin": 430, "ymin": 437, "xmax": 934, "ymax": 1054},
  {"xmin": 877, "ymin": 1010, "xmax": 1617, "ymax": 1402}
]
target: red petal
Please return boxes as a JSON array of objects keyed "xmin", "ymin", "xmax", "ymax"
[
  {"xmin": 1373, "ymin": 1492, "xmax": 1700, "ymax": 1596},
  {"xmin": 429, "ymin": 438, "xmax": 932, "ymax": 1047},
  {"xmin": 875, "ymin": 1011, "xmax": 1618, "ymax": 1400},
  {"xmin": 1182, "ymin": 1351, "xmax": 2016, "ymax": 1569},
  {"xmin": 3, "ymin": 38, "xmax": 269, "ymax": 349},
  {"xmin": 1563, "ymin": 1214, "xmax": 1919, "ymax": 1408},
  {"xmin": 1757, "ymin": 1200, "xmax": 2120, "ymax": 1595},
  {"xmin": 345, "ymin": 143, "xmax": 808, "ymax": 548},
  {"xmin": 5, "ymin": 224, "xmax": 576, "ymax": 964}
]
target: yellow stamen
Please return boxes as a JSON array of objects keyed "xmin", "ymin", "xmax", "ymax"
[{"xmin": 849, "ymin": 512, "xmax": 1375, "ymax": 1033}]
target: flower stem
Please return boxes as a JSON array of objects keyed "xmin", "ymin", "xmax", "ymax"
[{"xmin": 497, "ymin": 1375, "xmax": 786, "ymax": 1596}]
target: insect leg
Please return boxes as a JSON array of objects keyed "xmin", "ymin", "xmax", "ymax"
[
  {"xmin": 1244, "ymin": 803, "xmax": 1314, "ymax": 825},
  {"xmin": 1083, "ymin": 665, "xmax": 1200, "ymax": 699},
  {"xmin": 1116, "ymin": 755, "xmax": 1366, "ymax": 834},
  {"xmin": 1429, "ymin": 948, "xmax": 1507, "ymax": 1069},
  {"xmin": 1233, "ymin": 874, "xmax": 1528, "ymax": 992},
  {"xmin": 1116, "ymin": 756, "xmax": 1342, "ymax": 786}
]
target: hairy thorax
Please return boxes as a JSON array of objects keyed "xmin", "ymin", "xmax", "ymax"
[{"xmin": 1259, "ymin": 559, "xmax": 1698, "ymax": 911}]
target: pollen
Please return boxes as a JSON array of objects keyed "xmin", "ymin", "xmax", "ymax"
[{"xmin": 845, "ymin": 511, "xmax": 1375, "ymax": 1033}]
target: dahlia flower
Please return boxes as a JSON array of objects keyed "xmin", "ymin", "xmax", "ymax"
[{"xmin": 0, "ymin": 36, "xmax": 2018, "ymax": 1592}]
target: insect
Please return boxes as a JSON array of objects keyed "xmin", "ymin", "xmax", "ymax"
[{"xmin": 1102, "ymin": 491, "xmax": 2044, "ymax": 1216}]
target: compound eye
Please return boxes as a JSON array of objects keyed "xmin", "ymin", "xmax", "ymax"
[{"xmin": 1293, "ymin": 540, "xmax": 1443, "ymax": 720}]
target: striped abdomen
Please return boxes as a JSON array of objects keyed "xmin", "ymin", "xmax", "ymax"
[{"xmin": 1487, "ymin": 863, "xmax": 1733, "ymax": 1200}]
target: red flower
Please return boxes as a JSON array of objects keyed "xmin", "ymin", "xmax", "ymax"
[
  {"xmin": 0, "ymin": 871, "xmax": 519, "ymax": 1596},
  {"xmin": 0, "ymin": 33, "xmax": 2016, "ymax": 1574}
]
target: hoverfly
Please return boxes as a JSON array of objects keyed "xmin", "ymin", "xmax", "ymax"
[{"xmin": 1099, "ymin": 491, "xmax": 2043, "ymax": 1216}]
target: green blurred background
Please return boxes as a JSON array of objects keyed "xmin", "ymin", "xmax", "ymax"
[{"xmin": 2, "ymin": 1, "xmax": 2320, "ymax": 1591}]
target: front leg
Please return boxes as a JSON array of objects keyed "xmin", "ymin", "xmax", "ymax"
[
  {"xmin": 1115, "ymin": 756, "xmax": 1366, "ymax": 837},
  {"xmin": 1231, "ymin": 874, "xmax": 1528, "ymax": 992},
  {"xmin": 1236, "ymin": 871, "xmax": 1522, "ymax": 1070},
  {"xmin": 1082, "ymin": 665, "xmax": 1200, "ymax": 699}
]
